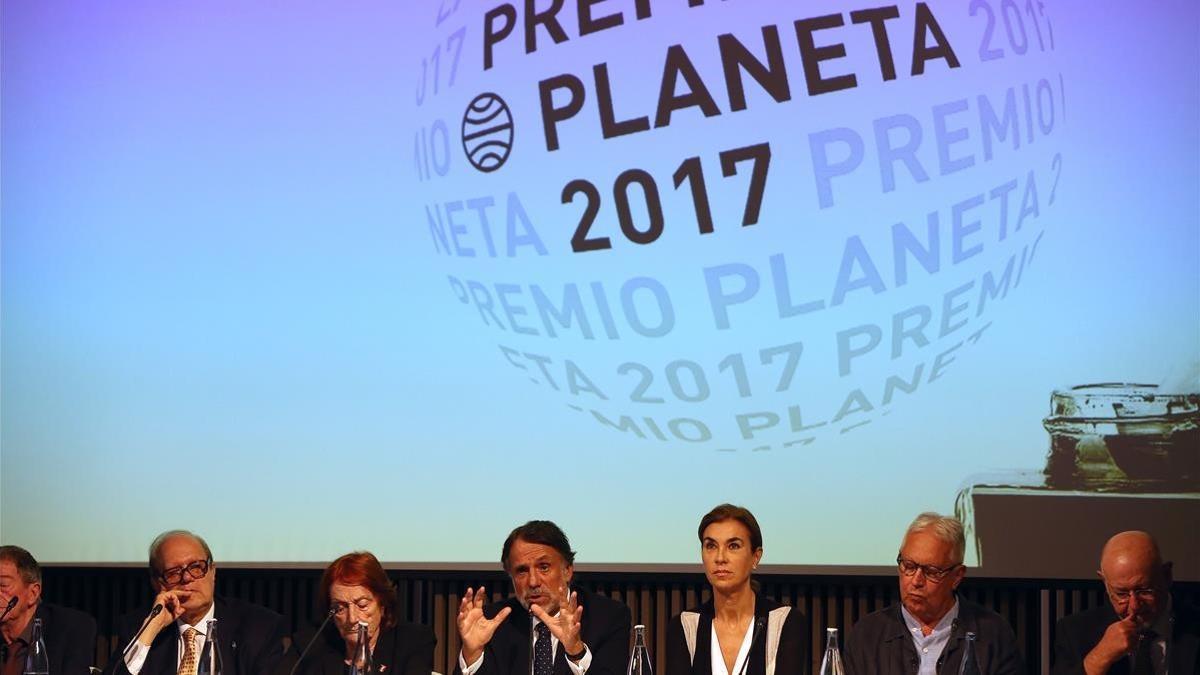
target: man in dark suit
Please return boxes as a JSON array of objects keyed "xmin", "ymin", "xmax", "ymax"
[
  {"xmin": 108, "ymin": 530, "xmax": 286, "ymax": 675},
  {"xmin": 1052, "ymin": 531, "xmax": 1200, "ymax": 675},
  {"xmin": 0, "ymin": 545, "xmax": 98, "ymax": 675},
  {"xmin": 455, "ymin": 521, "xmax": 631, "ymax": 675}
]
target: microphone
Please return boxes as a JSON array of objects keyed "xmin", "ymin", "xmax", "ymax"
[
  {"xmin": 0, "ymin": 596, "xmax": 18, "ymax": 622},
  {"xmin": 526, "ymin": 602, "xmax": 546, "ymax": 675},
  {"xmin": 735, "ymin": 617, "xmax": 767, "ymax": 675},
  {"xmin": 287, "ymin": 606, "xmax": 340, "ymax": 675},
  {"xmin": 121, "ymin": 604, "xmax": 167, "ymax": 659}
]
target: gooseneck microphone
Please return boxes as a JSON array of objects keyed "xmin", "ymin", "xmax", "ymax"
[
  {"xmin": 288, "ymin": 606, "xmax": 340, "ymax": 675},
  {"xmin": 0, "ymin": 596, "xmax": 18, "ymax": 622},
  {"xmin": 121, "ymin": 603, "xmax": 166, "ymax": 660},
  {"xmin": 735, "ymin": 617, "xmax": 767, "ymax": 675}
]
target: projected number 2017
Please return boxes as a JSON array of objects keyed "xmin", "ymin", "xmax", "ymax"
[{"xmin": 563, "ymin": 142, "xmax": 771, "ymax": 253}]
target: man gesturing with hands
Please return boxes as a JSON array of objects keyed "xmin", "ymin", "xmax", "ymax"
[{"xmin": 456, "ymin": 521, "xmax": 630, "ymax": 675}]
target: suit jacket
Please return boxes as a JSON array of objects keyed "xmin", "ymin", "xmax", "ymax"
[
  {"xmin": 283, "ymin": 620, "xmax": 435, "ymax": 675},
  {"xmin": 108, "ymin": 597, "xmax": 287, "ymax": 675},
  {"xmin": 664, "ymin": 594, "xmax": 808, "ymax": 675},
  {"xmin": 1051, "ymin": 602, "xmax": 1200, "ymax": 675},
  {"xmin": 23, "ymin": 602, "xmax": 98, "ymax": 675},
  {"xmin": 844, "ymin": 598, "xmax": 1025, "ymax": 675},
  {"xmin": 453, "ymin": 589, "xmax": 631, "ymax": 675}
]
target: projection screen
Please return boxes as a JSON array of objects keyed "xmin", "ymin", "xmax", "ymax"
[{"xmin": 2, "ymin": 0, "xmax": 1197, "ymax": 579}]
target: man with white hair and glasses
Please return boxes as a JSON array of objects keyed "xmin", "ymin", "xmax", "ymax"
[
  {"xmin": 844, "ymin": 513, "xmax": 1025, "ymax": 675},
  {"xmin": 107, "ymin": 530, "xmax": 287, "ymax": 675}
]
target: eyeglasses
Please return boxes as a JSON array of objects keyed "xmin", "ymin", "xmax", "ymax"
[
  {"xmin": 159, "ymin": 559, "xmax": 212, "ymax": 586},
  {"xmin": 1109, "ymin": 587, "xmax": 1158, "ymax": 603},
  {"xmin": 896, "ymin": 556, "xmax": 961, "ymax": 582}
]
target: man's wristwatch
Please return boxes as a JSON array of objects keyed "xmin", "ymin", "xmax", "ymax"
[{"xmin": 565, "ymin": 644, "xmax": 587, "ymax": 662}]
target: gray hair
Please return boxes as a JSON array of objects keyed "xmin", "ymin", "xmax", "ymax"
[
  {"xmin": 148, "ymin": 530, "xmax": 213, "ymax": 575},
  {"xmin": 0, "ymin": 545, "xmax": 41, "ymax": 585},
  {"xmin": 903, "ymin": 512, "xmax": 966, "ymax": 563}
]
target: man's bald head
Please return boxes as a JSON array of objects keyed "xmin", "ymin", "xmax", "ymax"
[
  {"xmin": 1099, "ymin": 531, "xmax": 1162, "ymax": 576},
  {"xmin": 1098, "ymin": 530, "xmax": 1171, "ymax": 626}
]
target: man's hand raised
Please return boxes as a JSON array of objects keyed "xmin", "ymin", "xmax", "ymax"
[
  {"xmin": 530, "ymin": 590, "xmax": 585, "ymax": 659},
  {"xmin": 458, "ymin": 587, "xmax": 512, "ymax": 665},
  {"xmin": 138, "ymin": 590, "xmax": 187, "ymax": 646},
  {"xmin": 1084, "ymin": 613, "xmax": 1140, "ymax": 675}
]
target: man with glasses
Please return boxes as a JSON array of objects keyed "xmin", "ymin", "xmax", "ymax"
[
  {"xmin": 844, "ymin": 513, "xmax": 1024, "ymax": 675},
  {"xmin": 108, "ymin": 530, "xmax": 287, "ymax": 675},
  {"xmin": 1051, "ymin": 530, "xmax": 1200, "ymax": 675}
]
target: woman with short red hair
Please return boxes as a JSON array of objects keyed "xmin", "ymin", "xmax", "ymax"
[{"xmin": 288, "ymin": 552, "xmax": 435, "ymax": 675}]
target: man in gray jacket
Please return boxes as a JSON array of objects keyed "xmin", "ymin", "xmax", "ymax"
[{"xmin": 844, "ymin": 513, "xmax": 1025, "ymax": 675}]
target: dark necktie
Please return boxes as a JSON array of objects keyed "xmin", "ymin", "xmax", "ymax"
[
  {"xmin": 534, "ymin": 622, "xmax": 554, "ymax": 675},
  {"xmin": 1131, "ymin": 631, "xmax": 1157, "ymax": 675}
]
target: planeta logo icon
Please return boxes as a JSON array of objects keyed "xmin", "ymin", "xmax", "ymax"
[{"xmin": 461, "ymin": 92, "xmax": 513, "ymax": 173}]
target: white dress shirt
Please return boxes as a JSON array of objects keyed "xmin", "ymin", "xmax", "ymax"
[
  {"xmin": 459, "ymin": 612, "xmax": 592, "ymax": 675},
  {"xmin": 709, "ymin": 619, "xmax": 754, "ymax": 675},
  {"xmin": 124, "ymin": 604, "xmax": 216, "ymax": 675}
]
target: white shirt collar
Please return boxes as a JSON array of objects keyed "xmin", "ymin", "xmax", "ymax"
[{"xmin": 177, "ymin": 603, "xmax": 216, "ymax": 637}]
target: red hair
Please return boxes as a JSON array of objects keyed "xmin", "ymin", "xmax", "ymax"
[{"xmin": 319, "ymin": 551, "xmax": 399, "ymax": 629}]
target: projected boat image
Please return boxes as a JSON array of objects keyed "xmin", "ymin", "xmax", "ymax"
[{"xmin": 955, "ymin": 382, "xmax": 1199, "ymax": 578}]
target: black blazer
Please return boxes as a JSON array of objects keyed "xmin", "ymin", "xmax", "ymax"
[
  {"xmin": 107, "ymin": 597, "xmax": 287, "ymax": 675},
  {"xmin": 32, "ymin": 602, "xmax": 99, "ymax": 675},
  {"xmin": 664, "ymin": 594, "xmax": 807, "ymax": 675},
  {"xmin": 453, "ymin": 589, "xmax": 631, "ymax": 675},
  {"xmin": 1051, "ymin": 602, "xmax": 1200, "ymax": 675},
  {"xmin": 284, "ymin": 620, "xmax": 435, "ymax": 675},
  {"xmin": 843, "ymin": 598, "xmax": 1025, "ymax": 675}
]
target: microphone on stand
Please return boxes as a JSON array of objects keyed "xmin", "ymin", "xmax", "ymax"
[
  {"xmin": 121, "ymin": 604, "xmax": 166, "ymax": 659},
  {"xmin": 735, "ymin": 617, "xmax": 767, "ymax": 675},
  {"xmin": 0, "ymin": 596, "xmax": 18, "ymax": 622},
  {"xmin": 288, "ymin": 605, "xmax": 341, "ymax": 675}
]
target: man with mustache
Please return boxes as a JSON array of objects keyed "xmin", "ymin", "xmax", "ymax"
[
  {"xmin": 108, "ymin": 530, "xmax": 287, "ymax": 675},
  {"xmin": 844, "ymin": 513, "xmax": 1025, "ymax": 675},
  {"xmin": 455, "ymin": 521, "xmax": 630, "ymax": 675},
  {"xmin": 1051, "ymin": 531, "xmax": 1200, "ymax": 674}
]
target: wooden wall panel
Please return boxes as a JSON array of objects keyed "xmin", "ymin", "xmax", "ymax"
[{"xmin": 39, "ymin": 568, "xmax": 1200, "ymax": 675}]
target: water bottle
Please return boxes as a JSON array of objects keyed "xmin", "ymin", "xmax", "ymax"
[
  {"xmin": 957, "ymin": 632, "xmax": 981, "ymax": 675},
  {"xmin": 818, "ymin": 627, "xmax": 844, "ymax": 675},
  {"xmin": 22, "ymin": 618, "xmax": 49, "ymax": 675},
  {"xmin": 197, "ymin": 619, "xmax": 219, "ymax": 675},
  {"xmin": 627, "ymin": 624, "xmax": 652, "ymax": 675},
  {"xmin": 349, "ymin": 621, "xmax": 372, "ymax": 675}
]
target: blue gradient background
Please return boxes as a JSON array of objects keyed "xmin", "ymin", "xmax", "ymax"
[{"xmin": 2, "ymin": 1, "xmax": 1196, "ymax": 568}]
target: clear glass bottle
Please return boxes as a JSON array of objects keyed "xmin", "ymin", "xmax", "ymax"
[
  {"xmin": 627, "ymin": 624, "xmax": 652, "ymax": 675},
  {"xmin": 197, "ymin": 619, "xmax": 219, "ymax": 675},
  {"xmin": 349, "ymin": 621, "xmax": 371, "ymax": 675},
  {"xmin": 818, "ymin": 627, "xmax": 843, "ymax": 675},
  {"xmin": 22, "ymin": 618, "xmax": 49, "ymax": 675},
  {"xmin": 957, "ymin": 632, "xmax": 981, "ymax": 675}
]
